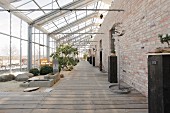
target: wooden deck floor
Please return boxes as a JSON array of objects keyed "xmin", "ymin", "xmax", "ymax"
[{"xmin": 0, "ymin": 61, "xmax": 148, "ymax": 113}]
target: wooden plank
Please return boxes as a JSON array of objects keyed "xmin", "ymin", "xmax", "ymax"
[
  {"xmin": 23, "ymin": 87, "xmax": 39, "ymax": 92},
  {"xmin": 0, "ymin": 104, "xmax": 148, "ymax": 109},
  {"xmin": 0, "ymin": 100, "xmax": 148, "ymax": 105},
  {"xmin": 0, "ymin": 61, "xmax": 148, "ymax": 113}
]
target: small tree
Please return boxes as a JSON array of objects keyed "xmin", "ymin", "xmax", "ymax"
[
  {"xmin": 158, "ymin": 34, "xmax": 170, "ymax": 47},
  {"xmin": 83, "ymin": 53, "xmax": 88, "ymax": 60},
  {"xmin": 50, "ymin": 44, "xmax": 78, "ymax": 71}
]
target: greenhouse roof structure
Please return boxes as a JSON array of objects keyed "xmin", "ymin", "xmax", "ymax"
[{"xmin": 0, "ymin": 0, "xmax": 115, "ymax": 47}]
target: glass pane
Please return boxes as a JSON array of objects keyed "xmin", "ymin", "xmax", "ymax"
[
  {"xmin": 34, "ymin": 29, "xmax": 40, "ymax": 43},
  {"xmin": 34, "ymin": 44, "xmax": 39, "ymax": 68},
  {"xmin": 48, "ymin": 27, "xmax": 57, "ymax": 32},
  {"xmin": 27, "ymin": 11, "xmax": 44, "ymax": 20},
  {"xmin": 43, "ymin": 22, "xmax": 55, "ymax": 30},
  {"xmin": 44, "ymin": 46, "xmax": 47, "ymax": 58},
  {"xmin": 22, "ymin": 40, "xmax": 28, "ymax": 71},
  {"xmin": 40, "ymin": 46, "xmax": 44, "ymax": 58},
  {"xmin": 41, "ymin": 1, "xmax": 59, "ymax": 11},
  {"xmin": 11, "ymin": 38, "xmax": 20, "ymax": 72},
  {"xmin": 0, "ymin": 10, "xmax": 9, "ymax": 34},
  {"xmin": 11, "ymin": 0, "xmax": 32, "ymax": 7},
  {"xmin": 11, "ymin": 15, "xmax": 20, "ymax": 37},
  {"xmin": 19, "ymin": 1, "xmax": 39, "ymax": 9},
  {"xmin": 21, "ymin": 21, "xmax": 28, "ymax": 40},
  {"xmin": 57, "ymin": 21, "xmax": 67, "ymax": 28},
  {"xmin": 57, "ymin": 0, "xmax": 73, "ymax": 7},
  {"xmin": 34, "ymin": 0, "xmax": 52, "ymax": 7},
  {"xmin": 40, "ymin": 33, "xmax": 44, "ymax": 45},
  {"xmin": 0, "ymin": 34, "xmax": 10, "ymax": 74}
]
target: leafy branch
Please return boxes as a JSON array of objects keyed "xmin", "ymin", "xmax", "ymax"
[
  {"xmin": 158, "ymin": 34, "xmax": 170, "ymax": 47},
  {"xmin": 50, "ymin": 44, "xmax": 79, "ymax": 71}
]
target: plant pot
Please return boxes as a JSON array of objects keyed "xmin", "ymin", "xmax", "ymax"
[
  {"xmin": 110, "ymin": 53, "xmax": 116, "ymax": 56},
  {"xmin": 149, "ymin": 47, "xmax": 170, "ymax": 53}
]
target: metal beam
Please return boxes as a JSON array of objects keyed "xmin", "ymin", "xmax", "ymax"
[
  {"xmin": 46, "ymin": 35, "xmax": 50, "ymax": 60},
  {"xmin": 32, "ymin": 32, "xmax": 102, "ymax": 34},
  {"xmin": 28, "ymin": 25, "xmax": 32, "ymax": 71},
  {"xmin": 31, "ymin": 0, "xmax": 97, "ymax": 25},
  {"xmin": 50, "ymin": 13, "xmax": 98, "ymax": 35},
  {"xmin": 79, "ymin": 41, "xmax": 98, "ymax": 42},
  {"xmin": 2, "ymin": 8, "xmax": 125, "ymax": 12},
  {"xmin": 73, "ymin": 44, "xmax": 90, "ymax": 46}
]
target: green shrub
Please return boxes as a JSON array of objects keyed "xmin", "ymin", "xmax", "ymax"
[
  {"xmin": 58, "ymin": 64, "xmax": 62, "ymax": 72},
  {"xmin": 68, "ymin": 57, "xmax": 78, "ymax": 66},
  {"xmin": 158, "ymin": 34, "xmax": 170, "ymax": 47},
  {"xmin": 40, "ymin": 65, "xmax": 53, "ymax": 75},
  {"xmin": 69, "ymin": 66, "xmax": 73, "ymax": 70},
  {"xmin": 29, "ymin": 68, "xmax": 39, "ymax": 76}
]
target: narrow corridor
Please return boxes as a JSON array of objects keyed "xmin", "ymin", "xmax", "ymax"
[{"xmin": 0, "ymin": 61, "xmax": 148, "ymax": 113}]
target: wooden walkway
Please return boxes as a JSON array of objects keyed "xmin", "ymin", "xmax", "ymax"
[{"xmin": 0, "ymin": 61, "xmax": 148, "ymax": 113}]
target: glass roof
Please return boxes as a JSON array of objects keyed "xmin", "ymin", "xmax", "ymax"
[{"xmin": 3, "ymin": 0, "xmax": 111, "ymax": 44}]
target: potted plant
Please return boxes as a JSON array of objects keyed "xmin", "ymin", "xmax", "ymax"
[
  {"xmin": 110, "ymin": 48, "xmax": 116, "ymax": 56},
  {"xmin": 148, "ymin": 34, "xmax": 170, "ymax": 113},
  {"xmin": 150, "ymin": 34, "xmax": 170, "ymax": 53},
  {"xmin": 157, "ymin": 34, "xmax": 170, "ymax": 53}
]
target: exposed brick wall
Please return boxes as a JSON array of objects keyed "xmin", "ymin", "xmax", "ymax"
[{"xmin": 93, "ymin": 0, "xmax": 170, "ymax": 96}]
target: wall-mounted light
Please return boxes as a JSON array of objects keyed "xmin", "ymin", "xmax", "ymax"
[
  {"xmin": 100, "ymin": 14, "xmax": 103, "ymax": 19},
  {"xmin": 93, "ymin": 48, "xmax": 97, "ymax": 52}
]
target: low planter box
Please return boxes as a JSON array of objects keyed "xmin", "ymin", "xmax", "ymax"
[
  {"xmin": 44, "ymin": 72, "xmax": 60, "ymax": 83},
  {"xmin": 20, "ymin": 73, "xmax": 60, "ymax": 87},
  {"xmin": 29, "ymin": 79, "xmax": 55, "ymax": 87}
]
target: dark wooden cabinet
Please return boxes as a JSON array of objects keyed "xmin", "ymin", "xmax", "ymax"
[
  {"xmin": 100, "ymin": 51, "xmax": 102, "ymax": 71},
  {"xmin": 148, "ymin": 54, "xmax": 170, "ymax": 113},
  {"xmin": 108, "ymin": 56, "xmax": 117, "ymax": 83},
  {"xmin": 87, "ymin": 56, "xmax": 92, "ymax": 64},
  {"xmin": 87, "ymin": 57, "xmax": 90, "ymax": 63},
  {"xmin": 89, "ymin": 56, "xmax": 92, "ymax": 64},
  {"xmin": 93, "ymin": 56, "xmax": 95, "ymax": 66}
]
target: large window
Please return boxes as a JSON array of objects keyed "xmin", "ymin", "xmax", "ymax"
[
  {"xmin": 0, "ymin": 34, "xmax": 10, "ymax": 74},
  {"xmin": 11, "ymin": 38, "xmax": 20, "ymax": 72},
  {"xmin": 0, "ymin": 11, "xmax": 28, "ymax": 74}
]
